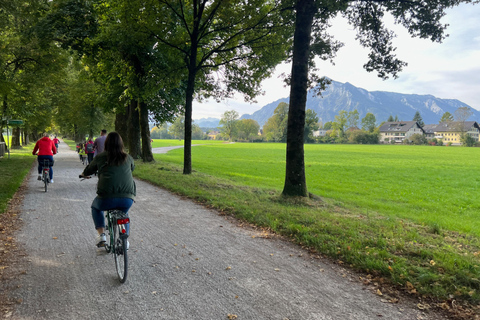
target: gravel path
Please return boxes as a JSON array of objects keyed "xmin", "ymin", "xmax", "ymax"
[{"xmin": 6, "ymin": 143, "xmax": 445, "ymax": 320}]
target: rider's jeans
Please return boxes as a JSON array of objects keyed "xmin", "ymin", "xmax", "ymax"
[
  {"xmin": 37, "ymin": 155, "xmax": 54, "ymax": 180},
  {"xmin": 91, "ymin": 197, "xmax": 134, "ymax": 234}
]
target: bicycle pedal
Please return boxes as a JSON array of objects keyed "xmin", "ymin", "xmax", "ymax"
[{"xmin": 96, "ymin": 241, "xmax": 106, "ymax": 248}]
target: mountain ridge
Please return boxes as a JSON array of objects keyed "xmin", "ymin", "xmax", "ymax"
[{"xmin": 194, "ymin": 80, "xmax": 478, "ymax": 128}]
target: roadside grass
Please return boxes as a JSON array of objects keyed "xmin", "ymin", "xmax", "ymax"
[
  {"xmin": 0, "ymin": 145, "xmax": 35, "ymax": 214},
  {"xmin": 134, "ymin": 143, "xmax": 480, "ymax": 306}
]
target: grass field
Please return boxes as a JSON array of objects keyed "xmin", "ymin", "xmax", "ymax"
[
  {"xmin": 0, "ymin": 144, "xmax": 35, "ymax": 214},
  {"xmin": 158, "ymin": 143, "xmax": 480, "ymax": 236},
  {"xmin": 134, "ymin": 142, "xmax": 480, "ymax": 306}
]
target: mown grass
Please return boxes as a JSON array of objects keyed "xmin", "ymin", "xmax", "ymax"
[
  {"xmin": 0, "ymin": 144, "xmax": 36, "ymax": 214},
  {"xmin": 134, "ymin": 143, "xmax": 480, "ymax": 306}
]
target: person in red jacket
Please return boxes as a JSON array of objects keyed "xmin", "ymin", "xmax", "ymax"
[{"xmin": 32, "ymin": 133, "xmax": 57, "ymax": 183}]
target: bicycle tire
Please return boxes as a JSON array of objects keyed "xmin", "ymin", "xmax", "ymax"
[
  {"xmin": 113, "ymin": 223, "xmax": 128, "ymax": 283},
  {"xmin": 43, "ymin": 171, "xmax": 48, "ymax": 192}
]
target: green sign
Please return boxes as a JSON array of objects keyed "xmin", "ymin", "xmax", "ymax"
[{"xmin": 7, "ymin": 120, "xmax": 23, "ymax": 125}]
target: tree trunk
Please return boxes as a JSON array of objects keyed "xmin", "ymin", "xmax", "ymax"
[
  {"xmin": 282, "ymin": 0, "xmax": 315, "ymax": 197},
  {"xmin": 22, "ymin": 128, "xmax": 27, "ymax": 146},
  {"xmin": 183, "ymin": 24, "xmax": 200, "ymax": 174},
  {"xmin": 139, "ymin": 101, "xmax": 154, "ymax": 162},
  {"xmin": 12, "ymin": 127, "xmax": 21, "ymax": 148},
  {"xmin": 115, "ymin": 107, "xmax": 129, "ymax": 148},
  {"xmin": 127, "ymin": 99, "xmax": 142, "ymax": 159}
]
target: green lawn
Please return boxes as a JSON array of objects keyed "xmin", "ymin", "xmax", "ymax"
[
  {"xmin": 151, "ymin": 138, "xmax": 225, "ymax": 148},
  {"xmin": 157, "ymin": 143, "xmax": 480, "ymax": 237},
  {"xmin": 0, "ymin": 144, "xmax": 36, "ymax": 214}
]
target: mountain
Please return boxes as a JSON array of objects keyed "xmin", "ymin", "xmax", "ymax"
[
  {"xmin": 193, "ymin": 117, "xmax": 220, "ymax": 128},
  {"xmin": 240, "ymin": 80, "xmax": 479, "ymax": 127}
]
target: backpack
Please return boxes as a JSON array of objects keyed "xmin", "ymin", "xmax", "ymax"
[{"xmin": 86, "ymin": 143, "xmax": 94, "ymax": 152}]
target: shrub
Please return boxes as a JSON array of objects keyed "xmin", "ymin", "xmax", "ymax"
[
  {"xmin": 348, "ymin": 130, "xmax": 379, "ymax": 144},
  {"xmin": 408, "ymin": 134, "xmax": 427, "ymax": 145}
]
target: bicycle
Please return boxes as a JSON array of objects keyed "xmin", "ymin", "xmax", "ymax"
[
  {"xmin": 40, "ymin": 159, "xmax": 53, "ymax": 192},
  {"xmin": 80, "ymin": 175, "xmax": 130, "ymax": 283},
  {"xmin": 104, "ymin": 209, "xmax": 130, "ymax": 283}
]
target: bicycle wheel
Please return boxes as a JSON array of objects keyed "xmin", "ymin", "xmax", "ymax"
[
  {"xmin": 43, "ymin": 171, "xmax": 48, "ymax": 192},
  {"xmin": 113, "ymin": 223, "xmax": 128, "ymax": 283}
]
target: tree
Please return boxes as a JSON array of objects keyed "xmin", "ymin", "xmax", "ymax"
[
  {"xmin": 331, "ymin": 110, "xmax": 348, "ymax": 139},
  {"xmin": 283, "ymin": 0, "xmax": 477, "ymax": 196},
  {"xmin": 237, "ymin": 119, "xmax": 260, "ymax": 141},
  {"xmin": 387, "ymin": 115, "xmax": 394, "ymax": 122},
  {"xmin": 439, "ymin": 111, "xmax": 454, "ymax": 123},
  {"xmin": 168, "ymin": 116, "xmax": 185, "ymax": 140},
  {"xmin": 145, "ymin": 0, "xmax": 292, "ymax": 174},
  {"xmin": 263, "ymin": 102, "xmax": 289, "ymax": 142},
  {"xmin": 346, "ymin": 110, "xmax": 359, "ymax": 129},
  {"xmin": 454, "ymin": 106, "xmax": 474, "ymax": 137},
  {"xmin": 304, "ymin": 109, "xmax": 319, "ymax": 142},
  {"xmin": 192, "ymin": 124, "xmax": 206, "ymax": 140},
  {"xmin": 323, "ymin": 121, "xmax": 333, "ymax": 130},
  {"xmin": 361, "ymin": 113, "xmax": 376, "ymax": 132},
  {"xmin": 219, "ymin": 110, "xmax": 239, "ymax": 141},
  {"xmin": 412, "ymin": 111, "xmax": 424, "ymax": 127},
  {"xmin": 461, "ymin": 134, "xmax": 476, "ymax": 147},
  {"xmin": 408, "ymin": 133, "xmax": 427, "ymax": 145}
]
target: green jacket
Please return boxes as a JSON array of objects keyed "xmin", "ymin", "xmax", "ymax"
[{"xmin": 82, "ymin": 152, "xmax": 136, "ymax": 199}]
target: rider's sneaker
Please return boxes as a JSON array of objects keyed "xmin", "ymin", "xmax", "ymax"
[
  {"xmin": 37, "ymin": 175, "xmax": 41, "ymax": 180},
  {"xmin": 50, "ymin": 179, "xmax": 54, "ymax": 183},
  {"xmin": 96, "ymin": 233, "xmax": 106, "ymax": 247},
  {"xmin": 126, "ymin": 240, "xmax": 130, "ymax": 250}
]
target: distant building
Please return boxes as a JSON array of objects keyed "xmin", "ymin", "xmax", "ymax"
[
  {"xmin": 313, "ymin": 129, "xmax": 329, "ymax": 137},
  {"xmin": 379, "ymin": 121, "xmax": 424, "ymax": 143},
  {"xmin": 429, "ymin": 121, "xmax": 480, "ymax": 145}
]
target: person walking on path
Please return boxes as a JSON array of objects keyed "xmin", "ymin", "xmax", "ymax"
[
  {"xmin": 85, "ymin": 137, "xmax": 95, "ymax": 165},
  {"xmin": 32, "ymin": 133, "xmax": 57, "ymax": 183},
  {"xmin": 80, "ymin": 132, "xmax": 136, "ymax": 247},
  {"xmin": 93, "ymin": 129, "xmax": 107, "ymax": 157}
]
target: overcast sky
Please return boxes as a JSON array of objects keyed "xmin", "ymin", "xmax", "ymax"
[{"xmin": 192, "ymin": 3, "xmax": 480, "ymax": 120}]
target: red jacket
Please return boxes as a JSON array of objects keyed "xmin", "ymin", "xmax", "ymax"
[{"xmin": 32, "ymin": 137, "xmax": 57, "ymax": 156}]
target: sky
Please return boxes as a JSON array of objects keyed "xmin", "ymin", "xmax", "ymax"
[{"xmin": 192, "ymin": 3, "xmax": 480, "ymax": 120}]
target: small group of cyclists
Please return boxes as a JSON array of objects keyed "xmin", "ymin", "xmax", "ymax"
[{"xmin": 33, "ymin": 130, "xmax": 135, "ymax": 248}]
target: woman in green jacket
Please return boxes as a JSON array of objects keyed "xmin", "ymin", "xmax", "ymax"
[{"xmin": 80, "ymin": 132, "xmax": 136, "ymax": 247}]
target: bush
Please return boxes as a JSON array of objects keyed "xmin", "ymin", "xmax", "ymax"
[
  {"xmin": 348, "ymin": 130, "xmax": 379, "ymax": 144},
  {"xmin": 461, "ymin": 134, "xmax": 476, "ymax": 147},
  {"xmin": 408, "ymin": 133, "xmax": 427, "ymax": 145}
]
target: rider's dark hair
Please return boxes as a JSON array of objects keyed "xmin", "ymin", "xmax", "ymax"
[{"xmin": 104, "ymin": 132, "xmax": 127, "ymax": 166}]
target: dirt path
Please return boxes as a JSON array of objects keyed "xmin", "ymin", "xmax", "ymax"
[{"xmin": 3, "ymin": 143, "xmax": 446, "ymax": 320}]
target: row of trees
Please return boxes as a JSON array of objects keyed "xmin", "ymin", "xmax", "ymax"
[{"xmin": 2, "ymin": 0, "xmax": 476, "ymax": 197}]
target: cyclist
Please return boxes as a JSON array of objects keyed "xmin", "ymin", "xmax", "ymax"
[
  {"xmin": 79, "ymin": 132, "xmax": 136, "ymax": 247},
  {"xmin": 32, "ymin": 133, "xmax": 57, "ymax": 183},
  {"xmin": 53, "ymin": 136, "xmax": 60, "ymax": 152}
]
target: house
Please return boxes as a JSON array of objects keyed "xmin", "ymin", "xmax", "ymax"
[
  {"xmin": 379, "ymin": 121, "xmax": 424, "ymax": 143},
  {"xmin": 429, "ymin": 121, "xmax": 480, "ymax": 145},
  {"xmin": 312, "ymin": 129, "xmax": 329, "ymax": 137},
  {"xmin": 423, "ymin": 124, "xmax": 444, "ymax": 140}
]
